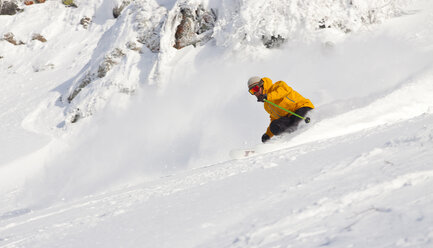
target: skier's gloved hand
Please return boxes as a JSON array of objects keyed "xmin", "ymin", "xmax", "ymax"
[
  {"xmin": 257, "ymin": 94, "xmax": 267, "ymax": 102},
  {"xmin": 261, "ymin": 133, "xmax": 270, "ymax": 143}
]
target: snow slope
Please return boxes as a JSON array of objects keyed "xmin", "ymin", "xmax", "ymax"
[
  {"xmin": 1, "ymin": 0, "xmax": 433, "ymax": 247},
  {"xmin": 2, "ymin": 114, "xmax": 433, "ymax": 248}
]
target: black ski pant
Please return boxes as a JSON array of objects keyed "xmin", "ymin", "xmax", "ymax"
[{"xmin": 269, "ymin": 107, "xmax": 312, "ymax": 136}]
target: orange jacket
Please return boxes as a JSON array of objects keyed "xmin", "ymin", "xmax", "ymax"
[{"xmin": 262, "ymin": 77, "xmax": 314, "ymax": 137}]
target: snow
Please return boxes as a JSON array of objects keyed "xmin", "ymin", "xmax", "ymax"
[{"xmin": 1, "ymin": 0, "xmax": 433, "ymax": 247}]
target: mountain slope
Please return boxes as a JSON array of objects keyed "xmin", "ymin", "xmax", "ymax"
[
  {"xmin": 1, "ymin": 0, "xmax": 433, "ymax": 247},
  {"xmin": 1, "ymin": 111, "xmax": 433, "ymax": 248}
]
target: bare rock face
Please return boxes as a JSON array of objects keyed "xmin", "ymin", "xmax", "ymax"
[
  {"xmin": 0, "ymin": 1, "xmax": 23, "ymax": 15},
  {"xmin": 174, "ymin": 5, "xmax": 216, "ymax": 49}
]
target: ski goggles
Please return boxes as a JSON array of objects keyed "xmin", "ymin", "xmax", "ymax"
[{"xmin": 249, "ymin": 85, "xmax": 260, "ymax": 95}]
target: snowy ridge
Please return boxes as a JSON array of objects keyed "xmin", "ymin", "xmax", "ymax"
[
  {"xmin": 214, "ymin": 0, "xmax": 408, "ymax": 49},
  {"xmin": 61, "ymin": 2, "xmax": 162, "ymax": 121}
]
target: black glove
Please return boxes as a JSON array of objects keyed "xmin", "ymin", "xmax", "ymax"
[
  {"xmin": 261, "ymin": 133, "xmax": 270, "ymax": 143},
  {"xmin": 257, "ymin": 94, "xmax": 267, "ymax": 102}
]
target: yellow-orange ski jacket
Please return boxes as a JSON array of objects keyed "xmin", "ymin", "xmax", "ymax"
[{"xmin": 262, "ymin": 77, "xmax": 315, "ymax": 137}]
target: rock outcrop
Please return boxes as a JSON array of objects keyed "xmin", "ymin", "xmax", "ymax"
[
  {"xmin": 113, "ymin": 0, "xmax": 131, "ymax": 18},
  {"xmin": 67, "ymin": 48, "xmax": 126, "ymax": 103},
  {"xmin": 173, "ymin": 5, "xmax": 216, "ymax": 49},
  {"xmin": 31, "ymin": 33, "xmax": 47, "ymax": 43},
  {"xmin": 262, "ymin": 35, "xmax": 285, "ymax": 49},
  {"xmin": 2, "ymin": 32, "xmax": 25, "ymax": 45},
  {"xmin": 61, "ymin": 2, "xmax": 218, "ymax": 123},
  {"xmin": 135, "ymin": 3, "xmax": 166, "ymax": 53},
  {"xmin": 80, "ymin": 17, "xmax": 92, "ymax": 29},
  {"xmin": 0, "ymin": 1, "xmax": 22, "ymax": 15}
]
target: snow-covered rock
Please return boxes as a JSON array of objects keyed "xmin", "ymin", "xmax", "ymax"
[
  {"xmin": 1, "ymin": 32, "xmax": 25, "ymax": 45},
  {"xmin": 79, "ymin": 16, "xmax": 92, "ymax": 29},
  {"xmin": 1, "ymin": 0, "xmax": 408, "ymax": 127},
  {"xmin": 61, "ymin": 0, "xmax": 218, "ymax": 124},
  {"xmin": 112, "ymin": 0, "xmax": 131, "ymax": 18},
  {"xmin": 59, "ymin": 0, "xmax": 408, "ymax": 125},
  {"xmin": 61, "ymin": 1, "xmax": 167, "ymax": 123},
  {"xmin": 173, "ymin": 4, "xmax": 216, "ymax": 49},
  {"xmin": 214, "ymin": 0, "xmax": 407, "ymax": 49}
]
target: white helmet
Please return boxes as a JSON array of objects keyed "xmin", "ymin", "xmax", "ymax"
[{"xmin": 247, "ymin": 76, "xmax": 262, "ymax": 89}]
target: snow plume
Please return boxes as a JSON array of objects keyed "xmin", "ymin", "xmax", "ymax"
[
  {"xmin": 18, "ymin": 58, "xmax": 257, "ymax": 206},
  {"xmin": 20, "ymin": 29, "xmax": 433, "ymax": 207},
  {"xmin": 54, "ymin": 0, "xmax": 409, "ymax": 128},
  {"xmin": 1, "ymin": 0, "xmax": 419, "ymax": 207}
]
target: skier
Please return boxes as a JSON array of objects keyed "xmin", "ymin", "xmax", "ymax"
[{"xmin": 248, "ymin": 76, "xmax": 315, "ymax": 143}]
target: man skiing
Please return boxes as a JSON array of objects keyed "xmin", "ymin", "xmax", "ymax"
[{"xmin": 248, "ymin": 76, "xmax": 315, "ymax": 143}]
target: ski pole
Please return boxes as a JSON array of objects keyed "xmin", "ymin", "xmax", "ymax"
[{"xmin": 263, "ymin": 99, "xmax": 311, "ymax": 123}]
